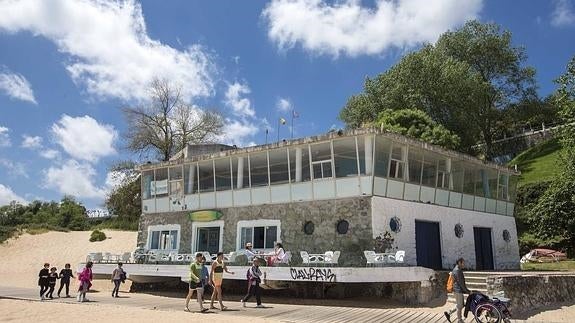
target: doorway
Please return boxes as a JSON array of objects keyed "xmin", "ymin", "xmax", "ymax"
[
  {"xmin": 474, "ymin": 227, "xmax": 494, "ymax": 270},
  {"xmin": 415, "ymin": 220, "xmax": 443, "ymax": 270},
  {"xmin": 196, "ymin": 227, "xmax": 221, "ymax": 254}
]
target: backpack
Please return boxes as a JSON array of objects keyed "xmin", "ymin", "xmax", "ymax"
[
  {"xmin": 120, "ymin": 270, "xmax": 127, "ymax": 283},
  {"xmin": 446, "ymin": 272, "xmax": 454, "ymax": 293}
]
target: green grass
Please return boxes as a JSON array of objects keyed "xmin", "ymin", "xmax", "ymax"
[
  {"xmin": 509, "ymin": 138, "xmax": 565, "ymax": 186},
  {"xmin": 521, "ymin": 260, "xmax": 575, "ymax": 271}
]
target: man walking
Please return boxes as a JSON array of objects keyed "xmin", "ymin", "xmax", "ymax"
[
  {"xmin": 241, "ymin": 258, "xmax": 265, "ymax": 308},
  {"xmin": 444, "ymin": 258, "xmax": 472, "ymax": 323},
  {"xmin": 185, "ymin": 253, "xmax": 209, "ymax": 312}
]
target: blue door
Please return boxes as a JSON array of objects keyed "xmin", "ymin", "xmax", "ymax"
[{"xmin": 415, "ymin": 220, "xmax": 443, "ymax": 270}]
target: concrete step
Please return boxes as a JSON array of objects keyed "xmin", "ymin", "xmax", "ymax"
[
  {"xmin": 465, "ymin": 276, "xmax": 488, "ymax": 284},
  {"xmin": 466, "ymin": 282, "xmax": 487, "ymax": 289}
]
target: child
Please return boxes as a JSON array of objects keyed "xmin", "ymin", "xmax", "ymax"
[
  {"xmin": 38, "ymin": 263, "xmax": 50, "ymax": 300},
  {"xmin": 58, "ymin": 263, "xmax": 74, "ymax": 298},
  {"xmin": 241, "ymin": 258, "xmax": 265, "ymax": 308},
  {"xmin": 111, "ymin": 262, "xmax": 125, "ymax": 298},
  {"xmin": 46, "ymin": 267, "xmax": 59, "ymax": 299},
  {"xmin": 77, "ymin": 261, "xmax": 93, "ymax": 302}
]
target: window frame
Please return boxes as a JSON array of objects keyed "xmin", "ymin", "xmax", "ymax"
[
  {"xmin": 147, "ymin": 224, "xmax": 180, "ymax": 251},
  {"xmin": 236, "ymin": 219, "xmax": 281, "ymax": 251}
]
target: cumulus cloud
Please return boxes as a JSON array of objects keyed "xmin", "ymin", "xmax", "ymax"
[
  {"xmin": 224, "ymin": 82, "xmax": 255, "ymax": 117},
  {"xmin": 551, "ymin": 0, "xmax": 575, "ymax": 27},
  {"xmin": 0, "ymin": 68, "xmax": 37, "ymax": 104},
  {"xmin": 0, "ymin": 126, "xmax": 11, "ymax": 147},
  {"xmin": 40, "ymin": 149, "xmax": 60, "ymax": 160},
  {"xmin": 51, "ymin": 115, "xmax": 117, "ymax": 163},
  {"xmin": 262, "ymin": 0, "xmax": 482, "ymax": 57},
  {"xmin": 0, "ymin": 158, "xmax": 28, "ymax": 178},
  {"xmin": 216, "ymin": 119, "xmax": 260, "ymax": 147},
  {"xmin": 43, "ymin": 159, "xmax": 107, "ymax": 200},
  {"xmin": 0, "ymin": 183, "xmax": 26, "ymax": 205},
  {"xmin": 21, "ymin": 135, "xmax": 43, "ymax": 149},
  {"xmin": 276, "ymin": 98, "xmax": 292, "ymax": 112},
  {"xmin": 0, "ymin": 0, "xmax": 215, "ymax": 102}
]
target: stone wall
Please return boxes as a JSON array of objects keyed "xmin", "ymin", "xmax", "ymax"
[
  {"xmin": 138, "ymin": 196, "xmax": 373, "ymax": 266},
  {"xmin": 487, "ymin": 274, "xmax": 575, "ymax": 313}
]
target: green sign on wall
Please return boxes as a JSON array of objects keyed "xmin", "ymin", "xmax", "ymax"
[{"xmin": 188, "ymin": 210, "xmax": 223, "ymax": 222}]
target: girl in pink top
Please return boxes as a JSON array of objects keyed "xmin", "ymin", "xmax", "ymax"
[{"xmin": 77, "ymin": 261, "xmax": 93, "ymax": 302}]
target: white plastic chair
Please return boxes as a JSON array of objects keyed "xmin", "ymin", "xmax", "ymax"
[
  {"xmin": 388, "ymin": 250, "xmax": 405, "ymax": 263},
  {"xmin": 330, "ymin": 251, "xmax": 341, "ymax": 265},
  {"xmin": 364, "ymin": 250, "xmax": 376, "ymax": 266},
  {"xmin": 92, "ymin": 252, "xmax": 103, "ymax": 263},
  {"xmin": 226, "ymin": 252, "xmax": 237, "ymax": 263},
  {"xmin": 201, "ymin": 251, "xmax": 213, "ymax": 263},
  {"xmin": 103, "ymin": 252, "xmax": 112, "ymax": 263},
  {"xmin": 300, "ymin": 251, "xmax": 310, "ymax": 265},
  {"xmin": 121, "ymin": 252, "xmax": 131, "ymax": 263}
]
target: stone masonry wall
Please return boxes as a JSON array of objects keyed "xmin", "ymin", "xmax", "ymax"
[
  {"xmin": 138, "ymin": 197, "xmax": 373, "ymax": 266},
  {"xmin": 487, "ymin": 274, "xmax": 575, "ymax": 314}
]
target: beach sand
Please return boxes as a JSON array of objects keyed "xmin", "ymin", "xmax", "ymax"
[{"xmin": 0, "ymin": 230, "xmax": 572, "ymax": 322}]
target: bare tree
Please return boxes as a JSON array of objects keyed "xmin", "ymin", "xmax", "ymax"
[{"xmin": 123, "ymin": 79, "xmax": 223, "ymax": 161}]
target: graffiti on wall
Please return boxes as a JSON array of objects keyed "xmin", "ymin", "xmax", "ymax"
[{"xmin": 290, "ymin": 267, "xmax": 336, "ymax": 282}]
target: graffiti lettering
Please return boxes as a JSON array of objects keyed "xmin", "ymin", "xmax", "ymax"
[{"xmin": 289, "ymin": 268, "xmax": 336, "ymax": 282}]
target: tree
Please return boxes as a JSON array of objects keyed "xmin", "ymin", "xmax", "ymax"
[
  {"xmin": 375, "ymin": 109, "xmax": 461, "ymax": 150},
  {"xmin": 105, "ymin": 161, "xmax": 141, "ymax": 220},
  {"xmin": 123, "ymin": 79, "xmax": 224, "ymax": 162}
]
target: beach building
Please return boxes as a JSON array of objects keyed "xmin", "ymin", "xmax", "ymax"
[{"xmin": 135, "ymin": 128, "xmax": 520, "ymax": 271}]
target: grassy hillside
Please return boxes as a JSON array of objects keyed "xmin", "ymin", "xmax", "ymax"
[{"xmin": 509, "ymin": 138, "xmax": 564, "ymax": 186}]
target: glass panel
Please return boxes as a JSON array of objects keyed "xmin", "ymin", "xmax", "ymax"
[
  {"xmin": 142, "ymin": 170, "xmax": 153, "ymax": 199},
  {"xmin": 450, "ymin": 160, "xmax": 464, "ymax": 193},
  {"xmin": 487, "ymin": 169, "xmax": 498, "ymax": 199},
  {"xmin": 463, "ymin": 167, "xmax": 476, "ymax": 195},
  {"xmin": 389, "ymin": 144, "xmax": 405, "ymax": 180},
  {"xmin": 150, "ymin": 231, "xmax": 159, "ymax": 249},
  {"xmin": 313, "ymin": 163, "xmax": 322, "ymax": 179},
  {"xmin": 333, "ymin": 138, "xmax": 358, "ymax": 178},
  {"xmin": 169, "ymin": 181, "xmax": 183, "ymax": 196},
  {"xmin": 475, "ymin": 169, "xmax": 487, "ymax": 197},
  {"xmin": 198, "ymin": 161, "xmax": 214, "ymax": 193},
  {"xmin": 184, "ymin": 163, "xmax": 197, "ymax": 194},
  {"xmin": 436, "ymin": 159, "xmax": 449, "ymax": 189},
  {"xmin": 169, "ymin": 166, "xmax": 182, "ymax": 180},
  {"xmin": 357, "ymin": 136, "xmax": 367, "ymax": 175},
  {"xmin": 508, "ymin": 175, "xmax": 518, "ymax": 201},
  {"xmin": 170, "ymin": 230, "xmax": 178, "ymax": 250},
  {"xmin": 232, "ymin": 156, "xmax": 248, "ymax": 189},
  {"xmin": 310, "ymin": 142, "xmax": 332, "ymax": 162},
  {"xmin": 407, "ymin": 147, "xmax": 423, "ymax": 184},
  {"xmin": 214, "ymin": 158, "xmax": 232, "ymax": 191},
  {"xmin": 498, "ymin": 173, "xmax": 509, "ymax": 200},
  {"xmin": 265, "ymin": 226, "xmax": 277, "ymax": 249},
  {"xmin": 289, "ymin": 146, "xmax": 311, "ymax": 182},
  {"xmin": 159, "ymin": 231, "xmax": 169, "ymax": 249},
  {"xmin": 391, "ymin": 146, "xmax": 403, "ymax": 160},
  {"xmin": 253, "ymin": 227, "xmax": 265, "ymax": 249},
  {"xmin": 240, "ymin": 227, "xmax": 252, "ymax": 248},
  {"xmin": 153, "ymin": 168, "xmax": 168, "ymax": 197},
  {"xmin": 323, "ymin": 161, "xmax": 333, "ymax": 178},
  {"xmin": 269, "ymin": 149, "xmax": 289, "ymax": 184},
  {"xmin": 250, "ymin": 152, "xmax": 269, "ymax": 187},
  {"xmin": 374, "ymin": 137, "xmax": 391, "ymax": 178},
  {"xmin": 421, "ymin": 152, "xmax": 439, "ymax": 188}
]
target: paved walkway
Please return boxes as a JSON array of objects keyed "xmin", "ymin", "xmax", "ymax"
[{"xmin": 0, "ymin": 286, "xmax": 529, "ymax": 323}]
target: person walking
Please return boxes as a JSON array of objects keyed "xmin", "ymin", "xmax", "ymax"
[
  {"xmin": 111, "ymin": 262, "xmax": 125, "ymax": 298},
  {"xmin": 185, "ymin": 253, "xmax": 209, "ymax": 313},
  {"xmin": 38, "ymin": 263, "xmax": 50, "ymax": 300},
  {"xmin": 444, "ymin": 258, "xmax": 472, "ymax": 323},
  {"xmin": 77, "ymin": 261, "xmax": 93, "ymax": 303},
  {"xmin": 46, "ymin": 267, "xmax": 59, "ymax": 299},
  {"xmin": 241, "ymin": 258, "xmax": 265, "ymax": 308},
  {"xmin": 210, "ymin": 252, "xmax": 235, "ymax": 310},
  {"xmin": 57, "ymin": 263, "xmax": 74, "ymax": 298}
]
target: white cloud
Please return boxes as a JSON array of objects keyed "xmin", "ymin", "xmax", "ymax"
[
  {"xmin": 0, "ymin": 158, "xmax": 28, "ymax": 178},
  {"xmin": 551, "ymin": 0, "xmax": 575, "ymax": 27},
  {"xmin": 224, "ymin": 82, "xmax": 255, "ymax": 117},
  {"xmin": 0, "ymin": 0, "xmax": 215, "ymax": 102},
  {"xmin": 276, "ymin": 98, "xmax": 292, "ymax": 112},
  {"xmin": 43, "ymin": 159, "xmax": 107, "ymax": 200},
  {"xmin": 40, "ymin": 149, "xmax": 60, "ymax": 160},
  {"xmin": 0, "ymin": 126, "xmax": 11, "ymax": 147},
  {"xmin": 262, "ymin": 0, "xmax": 482, "ymax": 57},
  {"xmin": 216, "ymin": 119, "xmax": 260, "ymax": 147},
  {"xmin": 51, "ymin": 115, "xmax": 117, "ymax": 163},
  {"xmin": 21, "ymin": 135, "xmax": 43, "ymax": 149},
  {"xmin": 0, "ymin": 184, "xmax": 26, "ymax": 205},
  {"xmin": 0, "ymin": 69, "xmax": 37, "ymax": 104}
]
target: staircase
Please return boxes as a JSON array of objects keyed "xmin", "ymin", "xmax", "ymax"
[{"xmin": 447, "ymin": 271, "xmax": 490, "ymax": 304}]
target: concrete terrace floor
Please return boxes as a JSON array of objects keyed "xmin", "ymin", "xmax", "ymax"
[{"xmin": 0, "ymin": 285, "xmax": 544, "ymax": 323}]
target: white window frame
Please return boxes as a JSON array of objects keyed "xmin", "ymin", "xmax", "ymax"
[
  {"xmin": 147, "ymin": 224, "xmax": 181, "ymax": 251},
  {"xmin": 388, "ymin": 145, "xmax": 406, "ymax": 180},
  {"xmin": 311, "ymin": 159, "xmax": 333, "ymax": 180},
  {"xmin": 191, "ymin": 220, "xmax": 225, "ymax": 253},
  {"xmin": 236, "ymin": 219, "xmax": 281, "ymax": 251}
]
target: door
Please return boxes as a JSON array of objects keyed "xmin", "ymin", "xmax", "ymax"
[
  {"xmin": 415, "ymin": 220, "xmax": 442, "ymax": 269},
  {"xmin": 196, "ymin": 227, "xmax": 221, "ymax": 254},
  {"xmin": 474, "ymin": 227, "xmax": 494, "ymax": 270}
]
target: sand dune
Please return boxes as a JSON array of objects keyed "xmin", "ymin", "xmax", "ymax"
[{"xmin": 0, "ymin": 230, "xmax": 136, "ymax": 289}]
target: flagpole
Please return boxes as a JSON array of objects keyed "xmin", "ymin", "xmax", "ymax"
[
  {"xmin": 277, "ymin": 118, "xmax": 280, "ymax": 143},
  {"xmin": 265, "ymin": 129, "xmax": 268, "ymax": 145},
  {"xmin": 291, "ymin": 110, "xmax": 294, "ymax": 139}
]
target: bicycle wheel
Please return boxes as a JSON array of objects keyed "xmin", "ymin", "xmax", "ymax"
[{"xmin": 474, "ymin": 303, "xmax": 502, "ymax": 323}]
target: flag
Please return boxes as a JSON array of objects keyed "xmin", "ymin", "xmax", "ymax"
[
  {"xmin": 292, "ymin": 110, "xmax": 299, "ymax": 118},
  {"xmin": 279, "ymin": 117, "xmax": 286, "ymax": 125}
]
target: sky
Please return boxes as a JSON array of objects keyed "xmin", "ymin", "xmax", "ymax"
[{"xmin": 0, "ymin": 0, "xmax": 574, "ymax": 209}]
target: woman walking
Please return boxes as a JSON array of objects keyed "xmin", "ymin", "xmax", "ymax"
[
  {"xmin": 77, "ymin": 261, "xmax": 93, "ymax": 302},
  {"xmin": 38, "ymin": 263, "xmax": 50, "ymax": 300},
  {"xmin": 210, "ymin": 252, "xmax": 235, "ymax": 310},
  {"xmin": 111, "ymin": 262, "xmax": 125, "ymax": 298},
  {"xmin": 57, "ymin": 263, "xmax": 74, "ymax": 298}
]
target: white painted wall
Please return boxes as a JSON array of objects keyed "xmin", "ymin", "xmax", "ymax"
[{"xmin": 371, "ymin": 196, "xmax": 520, "ymax": 270}]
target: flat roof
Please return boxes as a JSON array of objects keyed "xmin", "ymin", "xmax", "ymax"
[{"xmin": 138, "ymin": 128, "xmax": 519, "ymax": 175}]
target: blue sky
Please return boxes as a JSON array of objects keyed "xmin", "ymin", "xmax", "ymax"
[{"xmin": 0, "ymin": 0, "xmax": 574, "ymax": 209}]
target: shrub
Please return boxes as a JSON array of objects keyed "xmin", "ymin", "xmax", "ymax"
[{"xmin": 89, "ymin": 230, "xmax": 107, "ymax": 242}]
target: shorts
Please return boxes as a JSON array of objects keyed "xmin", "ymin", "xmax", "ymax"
[{"xmin": 189, "ymin": 281, "xmax": 203, "ymax": 290}]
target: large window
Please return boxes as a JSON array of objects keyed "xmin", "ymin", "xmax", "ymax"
[
  {"xmin": 232, "ymin": 156, "xmax": 248, "ymax": 189},
  {"xmin": 508, "ymin": 175, "xmax": 518, "ymax": 202},
  {"xmin": 357, "ymin": 136, "xmax": 368, "ymax": 175},
  {"xmin": 184, "ymin": 163, "xmax": 197, "ymax": 194},
  {"xmin": 152, "ymin": 168, "xmax": 168, "ymax": 197},
  {"xmin": 436, "ymin": 159, "xmax": 450, "ymax": 189},
  {"xmin": 374, "ymin": 137, "xmax": 391, "ymax": 178},
  {"xmin": 214, "ymin": 158, "xmax": 232, "ymax": 191},
  {"xmin": 333, "ymin": 138, "xmax": 358, "ymax": 178},
  {"xmin": 142, "ymin": 170, "xmax": 153, "ymax": 199},
  {"xmin": 169, "ymin": 166, "xmax": 183, "ymax": 197},
  {"xmin": 498, "ymin": 173, "xmax": 509, "ymax": 200},
  {"xmin": 237, "ymin": 220, "xmax": 280, "ymax": 250},
  {"xmin": 198, "ymin": 161, "xmax": 214, "ymax": 193},
  {"xmin": 269, "ymin": 149, "xmax": 289, "ymax": 184},
  {"xmin": 407, "ymin": 147, "xmax": 423, "ymax": 184},
  {"xmin": 148, "ymin": 225, "xmax": 180, "ymax": 251},
  {"xmin": 249, "ymin": 152, "xmax": 269, "ymax": 187},
  {"xmin": 421, "ymin": 152, "xmax": 440, "ymax": 188},
  {"xmin": 450, "ymin": 161, "xmax": 465, "ymax": 193},
  {"xmin": 487, "ymin": 169, "xmax": 498, "ymax": 199},
  {"xmin": 289, "ymin": 146, "xmax": 311, "ymax": 182},
  {"xmin": 389, "ymin": 144, "xmax": 405, "ymax": 180},
  {"xmin": 311, "ymin": 142, "xmax": 333, "ymax": 180}
]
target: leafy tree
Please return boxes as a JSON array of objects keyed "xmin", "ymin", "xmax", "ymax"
[
  {"xmin": 123, "ymin": 78, "xmax": 224, "ymax": 162},
  {"xmin": 105, "ymin": 161, "xmax": 141, "ymax": 220},
  {"xmin": 375, "ymin": 109, "xmax": 460, "ymax": 149}
]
